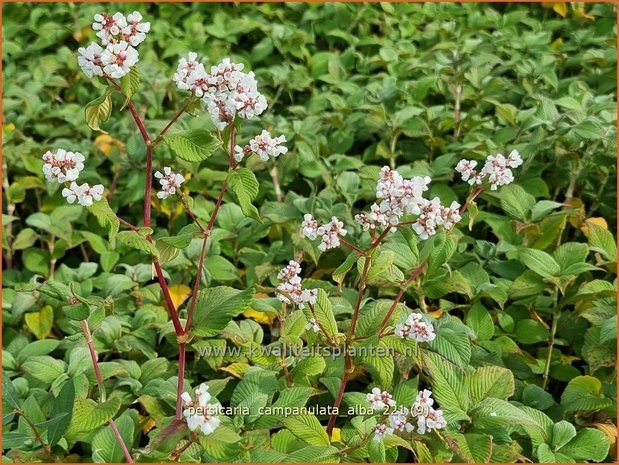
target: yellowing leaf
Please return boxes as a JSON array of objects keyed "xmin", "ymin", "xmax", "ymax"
[
  {"xmin": 550, "ymin": 37, "xmax": 564, "ymax": 49},
  {"xmin": 573, "ymin": 6, "xmax": 595, "ymax": 20},
  {"xmin": 220, "ymin": 362, "xmax": 251, "ymax": 379},
  {"xmin": 25, "ymin": 305, "xmax": 54, "ymax": 339},
  {"xmin": 543, "ymin": 2, "xmax": 567, "ymax": 17},
  {"xmin": 243, "ymin": 307, "xmax": 277, "ymax": 325},
  {"xmin": 142, "ymin": 416, "xmax": 156, "ymax": 435},
  {"xmin": 3, "ymin": 123, "xmax": 15, "ymax": 133},
  {"xmin": 428, "ymin": 309, "xmax": 443, "ymax": 319},
  {"xmin": 330, "ymin": 427, "xmax": 342, "ymax": 443},
  {"xmin": 94, "ymin": 134, "xmax": 124, "ymax": 156},
  {"xmin": 168, "ymin": 284, "xmax": 192, "ymax": 310},
  {"xmin": 581, "ymin": 217, "xmax": 609, "ymax": 236}
]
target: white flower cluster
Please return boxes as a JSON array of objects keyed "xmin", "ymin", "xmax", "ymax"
[
  {"xmin": 411, "ymin": 389, "xmax": 447, "ymax": 434},
  {"xmin": 455, "ymin": 150, "xmax": 523, "ymax": 191},
  {"xmin": 78, "ymin": 12, "xmax": 150, "ymax": 79},
  {"xmin": 300, "ymin": 215, "xmax": 348, "ymax": 252},
  {"xmin": 42, "ymin": 149, "xmax": 105, "ymax": 207},
  {"xmin": 154, "ymin": 167, "xmax": 185, "ymax": 199},
  {"xmin": 62, "ymin": 182, "xmax": 104, "ymax": 207},
  {"xmin": 173, "ymin": 55, "xmax": 267, "ymax": 130},
  {"xmin": 368, "ymin": 387, "xmax": 446, "ymax": 441},
  {"xmin": 42, "ymin": 149, "xmax": 85, "ymax": 183},
  {"xmin": 234, "ymin": 130, "xmax": 288, "ymax": 163},
  {"xmin": 355, "ymin": 166, "xmax": 462, "ymax": 240},
  {"xmin": 181, "ymin": 384, "xmax": 221, "ymax": 436},
  {"xmin": 276, "ymin": 260, "xmax": 318, "ymax": 312},
  {"xmin": 366, "ymin": 388, "xmax": 396, "ymax": 410},
  {"xmin": 394, "ymin": 312, "xmax": 436, "ymax": 343},
  {"xmin": 305, "ymin": 317, "xmax": 320, "ymax": 333}
]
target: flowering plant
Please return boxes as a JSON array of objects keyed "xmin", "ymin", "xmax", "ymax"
[{"xmin": 3, "ymin": 4, "xmax": 616, "ymax": 464}]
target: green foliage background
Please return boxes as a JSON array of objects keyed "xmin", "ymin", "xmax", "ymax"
[{"xmin": 2, "ymin": 2, "xmax": 617, "ymax": 463}]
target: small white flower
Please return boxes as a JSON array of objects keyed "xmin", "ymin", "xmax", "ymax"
[
  {"xmin": 92, "ymin": 12, "xmax": 127, "ymax": 45},
  {"xmin": 276, "ymin": 260, "xmax": 317, "ymax": 309},
  {"xmin": 100, "ymin": 41, "xmax": 139, "ymax": 79},
  {"xmin": 305, "ymin": 317, "xmax": 320, "ymax": 332},
  {"xmin": 121, "ymin": 11, "xmax": 151, "ymax": 46},
  {"xmin": 62, "ymin": 182, "xmax": 104, "ymax": 207},
  {"xmin": 42, "ymin": 149, "xmax": 85, "ymax": 183},
  {"xmin": 77, "ymin": 43, "xmax": 105, "ymax": 78},
  {"xmin": 235, "ymin": 130, "xmax": 287, "ymax": 163},
  {"xmin": 155, "ymin": 167, "xmax": 184, "ymax": 199},
  {"xmin": 301, "ymin": 214, "xmax": 320, "ymax": 240},
  {"xmin": 199, "ymin": 58, "xmax": 267, "ymax": 129},
  {"xmin": 395, "ymin": 312, "xmax": 436, "ymax": 343},
  {"xmin": 366, "ymin": 387, "xmax": 396, "ymax": 410},
  {"xmin": 181, "ymin": 383, "xmax": 221, "ymax": 436},
  {"xmin": 389, "ymin": 408, "xmax": 414, "ymax": 433},
  {"xmin": 412, "ymin": 197, "xmax": 443, "ymax": 240},
  {"xmin": 372, "ymin": 424, "xmax": 394, "ymax": 441},
  {"xmin": 410, "ymin": 389, "xmax": 446, "ymax": 435}
]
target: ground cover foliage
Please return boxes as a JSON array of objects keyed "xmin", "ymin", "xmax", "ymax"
[{"xmin": 2, "ymin": 2, "xmax": 617, "ymax": 463}]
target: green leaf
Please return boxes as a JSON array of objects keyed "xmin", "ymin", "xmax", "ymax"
[
  {"xmin": 87, "ymin": 198, "xmax": 120, "ymax": 240},
  {"xmin": 47, "ymin": 379, "xmax": 75, "ymax": 446},
  {"xmin": 228, "ymin": 167, "xmax": 261, "ymax": 222},
  {"xmin": 332, "ymin": 253, "xmax": 358, "ymax": 287},
  {"xmin": 312, "ymin": 289, "xmax": 338, "ymax": 340},
  {"xmin": 24, "ymin": 305, "xmax": 54, "ymax": 340},
  {"xmin": 422, "ymin": 351, "xmax": 470, "ymax": 421},
  {"xmin": 116, "ymin": 231, "xmax": 159, "ymax": 258},
  {"xmin": 560, "ymin": 375, "xmax": 614, "ymax": 413},
  {"xmin": 445, "ymin": 432, "xmax": 493, "ymax": 463},
  {"xmin": 85, "ymin": 89, "xmax": 113, "ymax": 131},
  {"xmin": 192, "ymin": 286, "xmax": 255, "ymax": 337},
  {"xmin": 426, "ymin": 326, "xmax": 471, "ymax": 366},
  {"xmin": 426, "ymin": 233, "xmax": 456, "ymax": 274},
  {"xmin": 468, "ymin": 366, "xmax": 515, "ymax": 405},
  {"xmin": 119, "ymin": 66, "xmax": 140, "ymax": 106},
  {"xmin": 587, "ymin": 224, "xmax": 617, "ymax": 262},
  {"xmin": 519, "ymin": 248, "xmax": 561, "ymax": 278},
  {"xmin": 515, "ymin": 319, "xmax": 549, "ymax": 344},
  {"xmin": 22, "ymin": 355, "xmax": 66, "ymax": 387},
  {"xmin": 92, "ymin": 412, "xmax": 135, "ymax": 462},
  {"xmin": 157, "ymin": 224, "xmax": 200, "ymax": 249},
  {"xmin": 500, "ymin": 184, "xmax": 535, "ymax": 220},
  {"xmin": 465, "ymin": 302, "xmax": 494, "ymax": 341},
  {"xmin": 551, "ymin": 420, "xmax": 577, "ymax": 451},
  {"xmin": 2, "ymin": 376, "xmax": 21, "ymax": 417},
  {"xmin": 368, "ymin": 437, "xmax": 386, "ymax": 463},
  {"xmin": 282, "ymin": 415, "xmax": 329, "ymax": 446},
  {"xmin": 65, "ymin": 397, "xmax": 122, "ymax": 438},
  {"xmin": 163, "ymin": 129, "xmax": 221, "ymax": 162},
  {"xmin": 12, "ymin": 228, "xmax": 38, "ymax": 250},
  {"xmin": 559, "ymin": 428, "xmax": 610, "ymax": 462}
]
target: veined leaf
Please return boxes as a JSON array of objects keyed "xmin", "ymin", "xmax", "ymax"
[{"xmin": 163, "ymin": 129, "xmax": 221, "ymax": 162}]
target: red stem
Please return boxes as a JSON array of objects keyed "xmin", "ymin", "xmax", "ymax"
[
  {"xmin": 376, "ymin": 257, "xmax": 429, "ymax": 336},
  {"xmin": 326, "ymin": 353, "xmax": 352, "ymax": 437},
  {"xmin": 118, "ymin": 216, "xmax": 139, "ymax": 232},
  {"xmin": 175, "ymin": 343, "xmax": 186, "ymax": 420},
  {"xmin": 126, "ymin": 100, "xmax": 150, "ymax": 144},
  {"xmin": 81, "ymin": 321, "xmax": 134, "ymax": 463},
  {"xmin": 184, "ymin": 235, "xmax": 208, "ymax": 332},
  {"xmin": 156, "ymin": 100, "xmax": 191, "ymax": 142},
  {"xmin": 109, "ymin": 419, "xmax": 134, "ymax": 463},
  {"xmin": 153, "ymin": 261, "xmax": 184, "ymax": 335},
  {"xmin": 144, "ymin": 145, "xmax": 153, "ymax": 228},
  {"xmin": 339, "ymin": 237, "xmax": 365, "ymax": 255}
]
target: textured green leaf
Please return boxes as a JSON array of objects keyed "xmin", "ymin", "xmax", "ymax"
[
  {"xmin": 228, "ymin": 167, "xmax": 261, "ymax": 221},
  {"xmin": 163, "ymin": 129, "xmax": 221, "ymax": 162},
  {"xmin": 282, "ymin": 415, "xmax": 329, "ymax": 446},
  {"xmin": 193, "ymin": 286, "xmax": 255, "ymax": 337}
]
